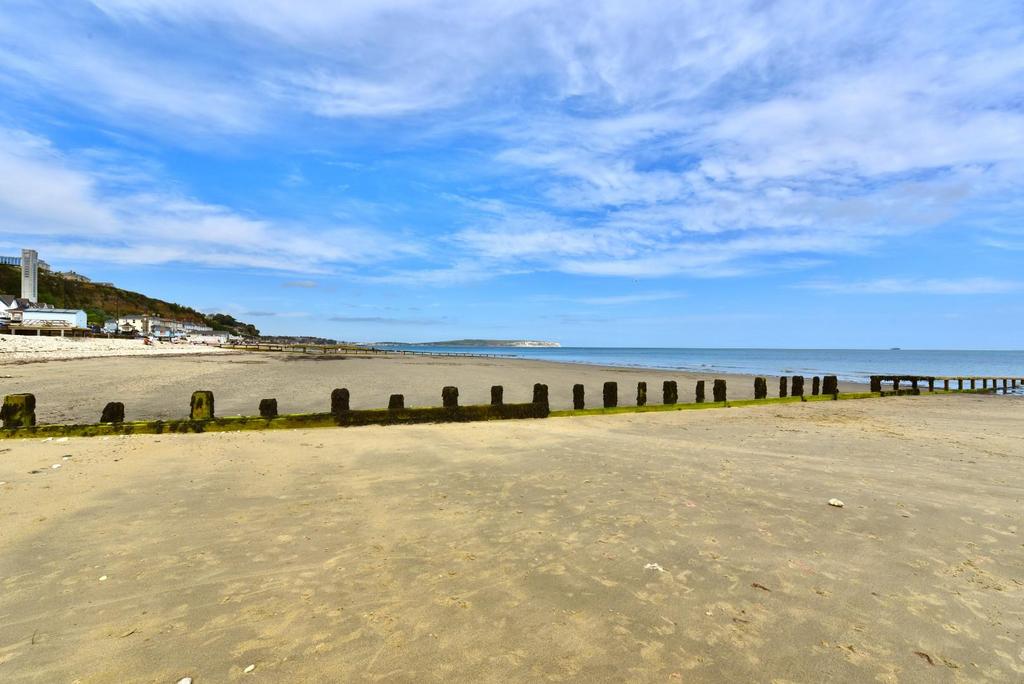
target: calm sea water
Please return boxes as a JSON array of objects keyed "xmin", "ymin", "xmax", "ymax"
[{"xmin": 380, "ymin": 346, "xmax": 1024, "ymax": 382}]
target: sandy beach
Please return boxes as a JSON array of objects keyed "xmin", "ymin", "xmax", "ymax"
[
  {"xmin": 1, "ymin": 348, "xmax": 866, "ymax": 424},
  {"xmin": 0, "ymin": 393, "xmax": 1021, "ymax": 682},
  {"xmin": 0, "ymin": 335, "xmax": 233, "ymax": 364}
]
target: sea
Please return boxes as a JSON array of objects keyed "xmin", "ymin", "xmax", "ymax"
[{"xmin": 379, "ymin": 346, "xmax": 1024, "ymax": 383}]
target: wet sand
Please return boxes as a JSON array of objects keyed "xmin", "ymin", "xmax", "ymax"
[
  {"xmin": 1, "ymin": 351, "xmax": 865, "ymax": 423},
  {"xmin": 0, "ymin": 393, "xmax": 1021, "ymax": 682}
]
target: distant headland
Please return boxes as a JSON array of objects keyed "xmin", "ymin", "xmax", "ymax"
[{"xmin": 375, "ymin": 339, "xmax": 561, "ymax": 348}]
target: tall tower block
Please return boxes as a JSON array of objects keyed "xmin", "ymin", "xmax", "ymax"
[{"xmin": 21, "ymin": 249, "xmax": 38, "ymax": 303}]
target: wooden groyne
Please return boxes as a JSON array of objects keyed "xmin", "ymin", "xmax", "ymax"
[
  {"xmin": 220, "ymin": 342, "xmax": 504, "ymax": 359},
  {"xmin": 2, "ymin": 373, "xmax": 1017, "ymax": 440}
]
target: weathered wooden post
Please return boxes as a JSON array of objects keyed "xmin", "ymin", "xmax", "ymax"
[
  {"xmin": 754, "ymin": 377, "xmax": 767, "ymax": 400},
  {"xmin": 331, "ymin": 388, "xmax": 350, "ymax": 415},
  {"xmin": 928, "ymin": 377, "xmax": 935, "ymax": 392},
  {"xmin": 258, "ymin": 398, "xmax": 277, "ymax": 418},
  {"xmin": 713, "ymin": 379, "xmax": 727, "ymax": 403},
  {"xmin": 636, "ymin": 382, "xmax": 647, "ymax": 407},
  {"xmin": 696, "ymin": 380, "xmax": 706, "ymax": 403},
  {"xmin": 603, "ymin": 382, "xmax": 618, "ymax": 408},
  {"xmin": 388, "ymin": 394, "xmax": 404, "ymax": 410},
  {"xmin": 190, "ymin": 391, "xmax": 214, "ymax": 420},
  {"xmin": 442, "ymin": 386, "xmax": 459, "ymax": 408},
  {"xmin": 811, "ymin": 376, "xmax": 820, "ymax": 396},
  {"xmin": 100, "ymin": 401, "xmax": 125, "ymax": 423},
  {"xmin": 533, "ymin": 383, "xmax": 549, "ymax": 408},
  {"xmin": 893, "ymin": 377, "xmax": 901, "ymax": 392},
  {"xmin": 870, "ymin": 376, "xmax": 881, "ymax": 393},
  {"xmin": 943, "ymin": 379, "xmax": 949, "ymax": 391},
  {"xmin": 573, "ymin": 384, "xmax": 585, "ymax": 410},
  {"xmin": 791, "ymin": 376, "xmax": 805, "ymax": 398},
  {"xmin": 490, "ymin": 385, "xmax": 504, "ymax": 406},
  {"xmin": 663, "ymin": 381, "xmax": 678, "ymax": 405},
  {"xmin": 970, "ymin": 378, "xmax": 976, "ymax": 390},
  {"xmin": 957, "ymin": 378, "xmax": 963, "ymax": 390},
  {"xmin": 2, "ymin": 393, "xmax": 36, "ymax": 428},
  {"xmin": 982, "ymin": 378, "xmax": 988, "ymax": 389},
  {"xmin": 822, "ymin": 375, "xmax": 839, "ymax": 395},
  {"xmin": 910, "ymin": 377, "xmax": 919, "ymax": 393},
  {"xmin": 779, "ymin": 377, "xmax": 787, "ymax": 398}
]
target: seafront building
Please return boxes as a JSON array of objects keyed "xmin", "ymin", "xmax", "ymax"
[
  {"xmin": 0, "ymin": 248, "xmax": 89, "ymax": 335},
  {"xmin": 115, "ymin": 314, "xmax": 229, "ymax": 343}
]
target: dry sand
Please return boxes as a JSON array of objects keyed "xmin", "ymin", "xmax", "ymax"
[
  {"xmin": 1, "ymin": 393, "xmax": 1022, "ymax": 682},
  {"xmin": 1, "ymin": 351, "xmax": 865, "ymax": 423},
  {"xmin": 0, "ymin": 335, "xmax": 232, "ymax": 363}
]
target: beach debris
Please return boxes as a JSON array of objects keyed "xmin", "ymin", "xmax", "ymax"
[
  {"xmin": 644, "ymin": 563, "xmax": 666, "ymax": 573},
  {"xmin": 244, "ymin": 664, "xmax": 256, "ymax": 673},
  {"xmin": 50, "ymin": 463, "xmax": 61, "ymax": 470},
  {"xmin": 118, "ymin": 628, "xmax": 137, "ymax": 638},
  {"xmin": 0, "ymin": 481, "xmax": 6, "ymax": 486},
  {"xmin": 99, "ymin": 575, "xmax": 108, "ymax": 581},
  {"xmin": 914, "ymin": 651, "xmax": 935, "ymax": 666},
  {"xmin": 55, "ymin": 437, "xmax": 68, "ymax": 443},
  {"xmin": 43, "ymin": 437, "xmax": 52, "ymax": 442},
  {"xmin": 176, "ymin": 678, "xmax": 193, "ymax": 684},
  {"xmin": 828, "ymin": 498, "xmax": 845, "ymax": 508},
  {"xmin": 62, "ymin": 455, "xmax": 72, "ymax": 460},
  {"xmin": 751, "ymin": 582, "xmax": 772, "ymax": 592}
]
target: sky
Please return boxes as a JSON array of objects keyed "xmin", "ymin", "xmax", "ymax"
[{"xmin": 0, "ymin": 1, "xmax": 1022, "ymax": 348}]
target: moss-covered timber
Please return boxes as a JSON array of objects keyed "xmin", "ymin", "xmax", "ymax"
[
  {"xmin": 331, "ymin": 388, "xmax": 350, "ymax": 415},
  {"xmin": 1, "ymin": 394, "xmax": 36, "ymax": 428},
  {"xmin": 259, "ymin": 398, "xmax": 278, "ymax": 419},
  {"xmin": 662, "ymin": 380, "xmax": 678, "ymax": 405},
  {"xmin": 779, "ymin": 376, "xmax": 787, "ymax": 398},
  {"xmin": 636, "ymin": 382, "xmax": 647, "ymax": 407},
  {"xmin": 1, "ymin": 387, "xmax": 1000, "ymax": 441},
  {"xmin": 712, "ymin": 379, "xmax": 727, "ymax": 403},
  {"xmin": 753, "ymin": 377, "xmax": 767, "ymax": 400},
  {"xmin": 190, "ymin": 391, "xmax": 214, "ymax": 420},
  {"xmin": 695, "ymin": 380, "xmax": 705, "ymax": 403},
  {"xmin": 490, "ymin": 385, "xmax": 503, "ymax": 405},
  {"xmin": 603, "ymin": 382, "xmax": 617, "ymax": 408},
  {"xmin": 573, "ymin": 384, "xmax": 585, "ymax": 410},
  {"xmin": 388, "ymin": 394, "xmax": 405, "ymax": 409},
  {"xmin": 0, "ymin": 401, "xmax": 550, "ymax": 440},
  {"xmin": 442, "ymin": 386, "xmax": 459, "ymax": 408},
  {"xmin": 100, "ymin": 402, "xmax": 125, "ymax": 423},
  {"xmin": 791, "ymin": 376, "xmax": 805, "ymax": 398}
]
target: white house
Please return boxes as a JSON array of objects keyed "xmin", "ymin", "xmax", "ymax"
[{"xmin": 12, "ymin": 308, "xmax": 87, "ymax": 329}]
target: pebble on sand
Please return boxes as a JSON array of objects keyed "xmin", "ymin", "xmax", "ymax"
[
  {"xmin": 828, "ymin": 498, "xmax": 844, "ymax": 508},
  {"xmin": 176, "ymin": 678, "xmax": 193, "ymax": 684},
  {"xmin": 244, "ymin": 664, "xmax": 256, "ymax": 673}
]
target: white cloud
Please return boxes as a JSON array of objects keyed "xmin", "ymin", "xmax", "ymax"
[
  {"xmin": 0, "ymin": 1, "xmax": 1021, "ymax": 283},
  {"xmin": 801, "ymin": 278, "xmax": 1023, "ymax": 295},
  {"xmin": 0, "ymin": 126, "xmax": 416, "ymax": 272}
]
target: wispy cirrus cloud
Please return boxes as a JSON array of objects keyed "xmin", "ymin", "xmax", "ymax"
[
  {"xmin": 0, "ymin": 126, "xmax": 418, "ymax": 272},
  {"xmin": 800, "ymin": 278, "xmax": 1024, "ymax": 295},
  {"xmin": 0, "ymin": 0, "xmax": 1021, "ymax": 289}
]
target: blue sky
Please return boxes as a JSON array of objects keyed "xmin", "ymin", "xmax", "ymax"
[{"xmin": 1, "ymin": 1, "xmax": 1022, "ymax": 347}]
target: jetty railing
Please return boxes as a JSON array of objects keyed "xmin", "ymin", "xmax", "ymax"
[{"xmin": 1, "ymin": 374, "xmax": 1018, "ymax": 440}]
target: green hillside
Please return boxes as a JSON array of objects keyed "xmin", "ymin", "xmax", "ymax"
[{"xmin": 0, "ymin": 265, "xmax": 258, "ymax": 336}]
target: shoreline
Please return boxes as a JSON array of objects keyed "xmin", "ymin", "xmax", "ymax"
[{"xmin": 5, "ymin": 350, "xmax": 868, "ymax": 424}]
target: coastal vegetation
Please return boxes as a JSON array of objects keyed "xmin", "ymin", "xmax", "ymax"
[{"xmin": 0, "ymin": 265, "xmax": 258, "ymax": 336}]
